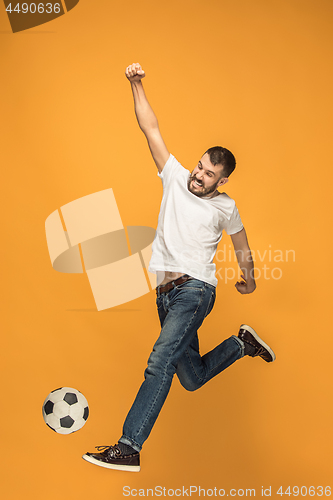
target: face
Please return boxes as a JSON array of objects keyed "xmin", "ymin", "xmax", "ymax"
[{"xmin": 188, "ymin": 153, "xmax": 228, "ymax": 198}]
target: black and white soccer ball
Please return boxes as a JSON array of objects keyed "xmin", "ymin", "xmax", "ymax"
[{"xmin": 42, "ymin": 387, "xmax": 89, "ymax": 434}]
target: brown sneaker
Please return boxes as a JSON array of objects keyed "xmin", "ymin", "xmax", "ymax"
[
  {"xmin": 238, "ymin": 324, "xmax": 276, "ymax": 362},
  {"xmin": 82, "ymin": 444, "xmax": 140, "ymax": 471}
]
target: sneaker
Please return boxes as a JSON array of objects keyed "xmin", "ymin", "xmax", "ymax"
[
  {"xmin": 238, "ymin": 324, "xmax": 276, "ymax": 362},
  {"xmin": 82, "ymin": 444, "xmax": 140, "ymax": 472}
]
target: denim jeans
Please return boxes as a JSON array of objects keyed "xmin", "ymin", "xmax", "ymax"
[{"xmin": 119, "ymin": 278, "xmax": 244, "ymax": 452}]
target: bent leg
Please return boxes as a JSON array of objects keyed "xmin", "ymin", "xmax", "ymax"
[
  {"xmin": 176, "ymin": 334, "xmax": 244, "ymax": 391},
  {"xmin": 120, "ymin": 280, "xmax": 215, "ymax": 451}
]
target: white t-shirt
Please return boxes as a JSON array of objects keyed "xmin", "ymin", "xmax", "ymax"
[{"xmin": 148, "ymin": 154, "xmax": 244, "ymax": 287}]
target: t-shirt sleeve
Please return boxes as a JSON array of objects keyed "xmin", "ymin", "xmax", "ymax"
[
  {"xmin": 224, "ymin": 204, "xmax": 244, "ymax": 235},
  {"xmin": 158, "ymin": 154, "xmax": 187, "ymax": 187}
]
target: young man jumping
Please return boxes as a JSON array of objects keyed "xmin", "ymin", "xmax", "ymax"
[{"xmin": 82, "ymin": 63, "xmax": 275, "ymax": 472}]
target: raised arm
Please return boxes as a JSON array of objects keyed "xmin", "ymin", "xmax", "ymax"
[
  {"xmin": 230, "ymin": 228, "xmax": 256, "ymax": 294},
  {"xmin": 125, "ymin": 63, "xmax": 169, "ymax": 173}
]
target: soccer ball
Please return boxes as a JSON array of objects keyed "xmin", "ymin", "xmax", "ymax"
[{"xmin": 42, "ymin": 387, "xmax": 89, "ymax": 434}]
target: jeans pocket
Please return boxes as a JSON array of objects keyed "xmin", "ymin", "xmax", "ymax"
[
  {"xmin": 156, "ymin": 295, "xmax": 167, "ymax": 326},
  {"xmin": 204, "ymin": 290, "xmax": 216, "ymax": 317}
]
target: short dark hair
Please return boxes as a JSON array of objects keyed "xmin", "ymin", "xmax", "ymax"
[{"xmin": 204, "ymin": 146, "xmax": 236, "ymax": 178}]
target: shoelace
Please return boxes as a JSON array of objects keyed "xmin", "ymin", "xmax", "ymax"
[
  {"xmin": 244, "ymin": 337, "xmax": 268, "ymax": 358},
  {"xmin": 253, "ymin": 346, "xmax": 267, "ymax": 357},
  {"xmin": 95, "ymin": 445, "xmax": 121, "ymax": 456}
]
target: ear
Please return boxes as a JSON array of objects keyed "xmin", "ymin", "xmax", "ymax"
[{"xmin": 217, "ymin": 177, "xmax": 229, "ymax": 187}]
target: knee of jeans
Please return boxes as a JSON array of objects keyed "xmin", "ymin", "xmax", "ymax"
[
  {"xmin": 176, "ymin": 372, "xmax": 201, "ymax": 392},
  {"xmin": 145, "ymin": 350, "xmax": 176, "ymax": 378}
]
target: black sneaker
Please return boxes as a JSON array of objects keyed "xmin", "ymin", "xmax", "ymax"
[
  {"xmin": 82, "ymin": 444, "xmax": 140, "ymax": 472},
  {"xmin": 238, "ymin": 324, "xmax": 276, "ymax": 362}
]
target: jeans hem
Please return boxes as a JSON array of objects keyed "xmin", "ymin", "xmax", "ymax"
[
  {"xmin": 119, "ymin": 435, "xmax": 142, "ymax": 452},
  {"xmin": 231, "ymin": 334, "xmax": 245, "ymax": 357}
]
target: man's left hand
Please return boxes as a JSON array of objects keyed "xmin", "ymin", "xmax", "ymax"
[{"xmin": 235, "ymin": 274, "xmax": 256, "ymax": 294}]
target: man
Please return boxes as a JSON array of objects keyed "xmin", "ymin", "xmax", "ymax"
[{"xmin": 82, "ymin": 63, "xmax": 275, "ymax": 472}]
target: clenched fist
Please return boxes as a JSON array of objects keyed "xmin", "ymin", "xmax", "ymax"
[{"xmin": 125, "ymin": 63, "xmax": 145, "ymax": 83}]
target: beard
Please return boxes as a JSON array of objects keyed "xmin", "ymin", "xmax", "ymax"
[{"xmin": 187, "ymin": 173, "xmax": 220, "ymax": 198}]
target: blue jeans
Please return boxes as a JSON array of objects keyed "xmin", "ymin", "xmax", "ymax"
[{"xmin": 119, "ymin": 278, "xmax": 244, "ymax": 452}]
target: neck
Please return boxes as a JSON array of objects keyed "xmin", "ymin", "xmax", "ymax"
[{"xmin": 202, "ymin": 190, "xmax": 220, "ymax": 199}]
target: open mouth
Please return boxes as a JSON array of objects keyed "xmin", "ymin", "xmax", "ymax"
[{"xmin": 192, "ymin": 179, "xmax": 203, "ymax": 188}]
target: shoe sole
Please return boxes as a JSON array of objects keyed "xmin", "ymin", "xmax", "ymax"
[
  {"xmin": 240, "ymin": 324, "xmax": 276, "ymax": 362},
  {"xmin": 82, "ymin": 453, "xmax": 140, "ymax": 472}
]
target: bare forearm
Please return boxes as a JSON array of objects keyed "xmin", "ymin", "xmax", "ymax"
[
  {"xmin": 131, "ymin": 81, "xmax": 159, "ymax": 133},
  {"xmin": 235, "ymin": 247, "xmax": 255, "ymax": 282},
  {"xmin": 230, "ymin": 228, "xmax": 256, "ymax": 294},
  {"xmin": 235, "ymin": 247, "xmax": 256, "ymax": 294}
]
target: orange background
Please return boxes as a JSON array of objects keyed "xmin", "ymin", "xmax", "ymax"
[{"xmin": 1, "ymin": 0, "xmax": 332, "ymax": 498}]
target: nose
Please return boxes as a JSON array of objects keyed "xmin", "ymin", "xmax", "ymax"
[{"xmin": 196, "ymin": 171, "xmax": 204, "ymax": 180}]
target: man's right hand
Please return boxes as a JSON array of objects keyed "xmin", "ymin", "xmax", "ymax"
[{"xmin": 125, "ymin": 63, "xmax": 145, "ymax": 83}]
